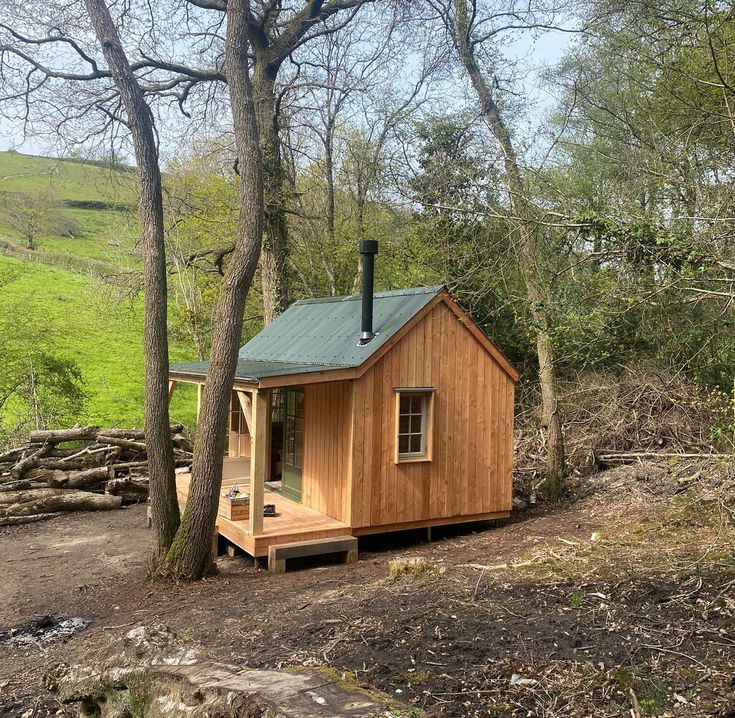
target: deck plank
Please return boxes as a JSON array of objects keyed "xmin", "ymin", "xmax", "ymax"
[{"xmin": 176, "ymin": 474, "xmax": 351, "ymax": 557}]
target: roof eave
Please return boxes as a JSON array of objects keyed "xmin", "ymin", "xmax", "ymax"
[{"xmin": 169, "ymin": 368, "xmax": 261, "ymax": 386}]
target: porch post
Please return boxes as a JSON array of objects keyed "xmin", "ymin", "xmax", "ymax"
[{"xmin": 248, "ymin": 387, "xmax": 270, "ymax": 536}]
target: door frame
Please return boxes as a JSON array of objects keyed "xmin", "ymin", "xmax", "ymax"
[{"xmin": 281, "ymin": 386, "xmax": 304, "ymax": 502}]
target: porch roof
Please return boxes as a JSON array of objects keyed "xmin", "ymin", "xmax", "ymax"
[{"xmin": 169, "ymin": 285, "xmax": 444, "ymax": 384}]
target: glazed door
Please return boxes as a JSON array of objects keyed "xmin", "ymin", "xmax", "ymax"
[{"xmin": 282, "ymin": 387, "xmax": 304, "ymax": 502}]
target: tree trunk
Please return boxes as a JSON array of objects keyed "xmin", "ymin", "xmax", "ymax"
[
  {"xmin": 536, "ymin": 330, "xmax": 565, "ymax": 493},
  {"xmin": 451, "ymin": 0, "xmax": 566, "ymax": 494},
  {"xmin": 84, "ymin": 0, "xmax": 180, "ymax": 549},
  {"xmin": 166, "ymin": 0, "xmax": 263, "ymax": 579},
  {"xmin": 323, "ymin": 117, "xmax": 338, "ymax": 296},
  {"xmin": 253, "ymin": 64, "xmax": 289, "ymax": 323}
]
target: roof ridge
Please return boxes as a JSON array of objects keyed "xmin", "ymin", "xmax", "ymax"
[{"xmin": 293, "ymin": 285, "xmax": 444, "ymax": 306}]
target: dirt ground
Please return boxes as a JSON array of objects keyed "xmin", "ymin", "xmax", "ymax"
[{"xmin": 1, "ymin": 459, "xmax": 734, "ymax": 717}]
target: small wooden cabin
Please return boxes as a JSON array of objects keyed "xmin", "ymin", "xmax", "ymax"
[{"xmin": 169, "ymin": 275, "xmax": 518, "ymax": 567}]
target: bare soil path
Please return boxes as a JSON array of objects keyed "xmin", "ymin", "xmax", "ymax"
[
  {"xmin": 0, "ymin": 504, "xmax": 151, "ymax": 627},
  {"xmin": 1, "ymin": 466, "xmax": 733, "ymax": 717}
]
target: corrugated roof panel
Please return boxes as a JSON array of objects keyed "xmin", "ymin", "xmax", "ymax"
[
  {"xmin": 169, "ymin": 285, "xmax": 444, "ymax": 382},
  {"xmin": 238, "ymin": 286, "xmax": 443, "ymax": 367}
]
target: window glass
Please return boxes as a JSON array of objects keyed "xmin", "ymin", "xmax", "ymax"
[
  {"xmin": 397, "ymin": 392, "xmax": 428, "ymax": 458},
  {"xmin": 285, "ymin": 387, "xmax": 305, "ymax": 469}
]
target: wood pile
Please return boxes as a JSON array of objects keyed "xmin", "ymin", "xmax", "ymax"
[
  {"xmin": 513, "ymin": 368, "xmax": 734, "ymax": 495},
  {"xmin": 0, "ymin": 424, "xmax": 193, "ymax": 525}
]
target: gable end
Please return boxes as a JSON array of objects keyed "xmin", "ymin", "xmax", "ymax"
[{"xmin": 356, "ymin": 290, "xmax": 519, "ymax": 383}]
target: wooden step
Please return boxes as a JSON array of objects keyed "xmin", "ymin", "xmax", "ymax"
[{"xmin": 267, "ymin": 536, "xmax": 357, "ymax": 574}]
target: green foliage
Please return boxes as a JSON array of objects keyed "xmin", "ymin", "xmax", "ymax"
[
  {"xmin": 0, "ymin": 255, "xmax": 196, "ymax": 446},
  {"xmin": 288, "ymin": 126, "xmax": 440, "ymax": 300},
  {"xmin": 611, "ymin": 667, "xmax": 633, "ymax": 691},
  {"xmin": 0, "ymin": 264, "xmax": 86, "ymax": 441},
  {"xmin": 569, "ymin": 590, "xmax": 585, "ymax": 608},
  {"xmin": 542, "ymin": 1, "xmax": 735, "ymax": 389},
  {"xmin": 409, "ymin": 113, "xmax": 535, "ymax": 372},
  {"xmin": 164, "ymin": 148, "xmax": 264, "ymax": 357},
  {"xmin": 639, "ymin": 681, "xmax": 667, "ymax": 716},
  {"xmin": 412, "ymin": 113, "xmax": 496, "ymax": 212}
]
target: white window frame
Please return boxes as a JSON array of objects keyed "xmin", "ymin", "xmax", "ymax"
[{"xmin": 394, "ymin": 388, "xmax": 435, "ymax": 463}]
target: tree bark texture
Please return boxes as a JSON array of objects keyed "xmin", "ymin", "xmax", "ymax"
[
  {"xmin": 166, "ymin": 0, "xmax": 264, "ymax": 579},
  {"xmin": 0, "ymin": 490, "xmax": 122, "ymax": 518},
  {"xmin": 84, "ymin": 0, "xmax": 180, "ymax": 547},
  {"xmin": 451, "ymin": 0, "xmax": 565, "ymax": 494},
  {"xmin": 252, "ymin": 65, "xmax": 289, "ymax": 323}
]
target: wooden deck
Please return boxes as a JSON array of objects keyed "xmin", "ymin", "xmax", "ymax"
[{"xmin": 175, "ymin": 473, "xmax": 352, "ymax": 558}]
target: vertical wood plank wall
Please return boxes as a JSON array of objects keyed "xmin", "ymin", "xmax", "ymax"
[
  {"xmin": 302, "ymin": 380, "xmax": 353, "ymax": 524},
  {"xmin": 350, "ymin": 302, "xmax": 515, "ymax": 528}
]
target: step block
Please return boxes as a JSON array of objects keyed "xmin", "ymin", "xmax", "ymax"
[{"xmin": 268, "ymin": 536, "xmax": 358, "ymax": 574}]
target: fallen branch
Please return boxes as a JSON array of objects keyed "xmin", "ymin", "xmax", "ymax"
[
  {"xmin": 47, "ymin": 467, "xmax": 111, "ymax": 489},
  {"xmin": 0, "ymin": 512, "xmax": 64, "ymax": 527},
  {"xmin": 0, "ymin": 488, "xmax": 69, "ymax": 505},
  {"xmin": 1, "ymin": 425, "xmax": 194, "ymax": 509},
  {"xmin": 11, "ymin": 443, "xmax": 53, "ymax": 479},
  {"xmin": 597, "ymin": 452, "xmax": 733, "ymax": 464},
  {"xmin": 0, "ymin": 490, "xmax": 122, "ymax": 518},
  {"xmin": 11, "ymin": 457, "xmax": 85, "ymax": 478},
  {"xmin": 107, "ymin": 476, "xmax": 149, "ymax": 496},
  {"xmin": 28, "ymin": 425, "xmax": 101, "ymax": 444},
  {"xmin": 28, "ymin": 424, "xmax": 184, "ymax": 445},
  {"xmin": 96, "ymin": 435, "xmax": 147, "ymax": 453}
]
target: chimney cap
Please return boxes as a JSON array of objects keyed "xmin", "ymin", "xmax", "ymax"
[{"xmin": 359, "ymin": 238, "xmax": 378, "ymax": 255}]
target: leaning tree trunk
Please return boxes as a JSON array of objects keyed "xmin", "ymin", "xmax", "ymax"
[
  {"xmin": 253, "ymin": 65, "xmax": 289, "ymax": 323},
  {"xmin": 84, "ymin": 0, "xmax": 180, "ymax": 548},
  {"xmin": 451, "ymin": 0, "xmax": 566, "ymax": 494},
  {"xmin": 166, "ymin": 0, "xmax": 264, "ymax": 580}
]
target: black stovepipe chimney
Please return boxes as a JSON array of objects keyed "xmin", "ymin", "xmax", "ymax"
[{"xmin": 359, "ymin": 239, "xmax": 378, "ymax": 344}]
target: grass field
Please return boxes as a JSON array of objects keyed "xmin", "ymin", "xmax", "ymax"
[
  {"xmin": 0, "ymin": 151, "xmax": 198, "ymax": 435},
  {"xmin": 0, "ymin": 151, "xmax": 139, "ymax": 264}
]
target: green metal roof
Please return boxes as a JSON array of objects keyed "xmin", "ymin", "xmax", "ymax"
[{"xmin": 170, "ymin": 285, "xmax": 444, "ymax": 383}]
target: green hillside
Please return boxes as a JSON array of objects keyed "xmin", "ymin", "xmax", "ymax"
[
  {"xmin": 0, "ymin": 151, "xmax": 138, "ymax": 264},
  {"xmin": 0, "ymin": 152, "xmax": 197, "ymax": 439}
]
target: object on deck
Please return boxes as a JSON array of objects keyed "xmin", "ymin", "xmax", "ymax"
[
  {"xmin": 263, "ymin": 504, "xmax": 276, "ymax": 517},
  {"xmin": 220, "ymin": 491, "xmax": 250, "ymax": 521}
]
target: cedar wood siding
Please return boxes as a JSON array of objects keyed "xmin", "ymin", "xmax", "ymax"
[
  {"xmin": 350, "ymin": 300, "xmax": 514, "ymax": 528},
  {"xmin": 301, "ymin": 380, "xmax": 353, "ymax": 524}
]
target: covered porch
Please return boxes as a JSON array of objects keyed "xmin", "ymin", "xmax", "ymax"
[
  {"xmin": 174, "ymin": 470, "xmax": 350, "ymax": 558},
  {"xmin": 169, "ymin": 382, "xmax": 352, "ymax": 558}
]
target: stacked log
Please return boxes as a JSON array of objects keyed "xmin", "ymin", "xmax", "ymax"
[{"xmin": 0, "ymin": 425, "xmax": 193, "ymax": 525}]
